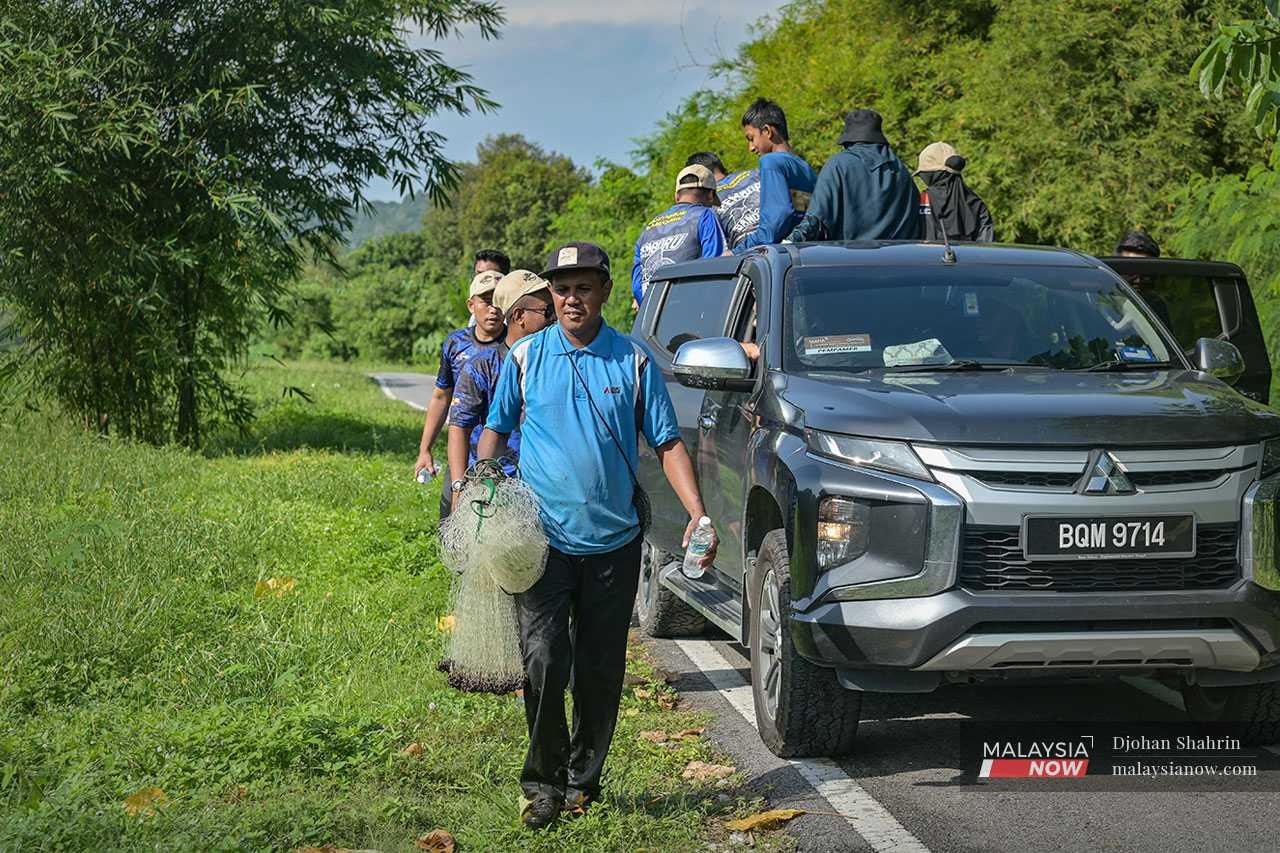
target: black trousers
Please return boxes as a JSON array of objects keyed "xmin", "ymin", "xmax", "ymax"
[{"xmin": 516, "ymin": 534, "xmax": 642, "ymax": 800}]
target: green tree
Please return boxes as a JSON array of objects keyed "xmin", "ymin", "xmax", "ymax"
[
  {"xmin": 0, "ymin": 0, "xmax": 500, "ymax": 446},
  {"xmin": 458, "ymin": 134, "xmax": 590, "ymax": 271},
  {"xmin": 546, "ymin": 162, "xmax": 652, "ymax": 330},
  {"xmin": 1194, "ymin": 1, "xmax": 1280, "ymax": 139}
]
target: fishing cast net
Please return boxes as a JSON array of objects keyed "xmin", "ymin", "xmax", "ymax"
[{"xmin": 438, "ymin": 459, "xmax": 548, "ymax": 694}]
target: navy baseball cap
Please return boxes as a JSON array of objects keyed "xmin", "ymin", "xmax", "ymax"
[{"xmin": 542, "ymin": 241, "xmax": 611, "ymax": 279}]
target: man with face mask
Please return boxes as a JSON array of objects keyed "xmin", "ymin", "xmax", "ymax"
[{"xmin": 915, "ymin": 141, "xmax": 994, "ymax": 243}]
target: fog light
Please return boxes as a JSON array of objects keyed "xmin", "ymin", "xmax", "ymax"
[{"xmin": 817, "ymin": 497, "xmax": 870, "ymax": 569}]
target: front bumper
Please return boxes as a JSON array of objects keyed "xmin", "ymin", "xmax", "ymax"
[{"xmin": 792, "ymin": 581, "xmax": 1280, "ymax": 677}]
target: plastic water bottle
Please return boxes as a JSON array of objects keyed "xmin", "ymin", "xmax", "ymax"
[
  {"xmin": 416, "ymin": 461, "xmax": 436, "ymax": 484},
  {"xmin": 682, "ymin": 517, "xmax": 714, "ymax": 579}
]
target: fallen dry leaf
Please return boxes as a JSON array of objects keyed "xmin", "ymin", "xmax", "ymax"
[
  {"xmin": 657, "ymin": 691, "xmax": 679, "ymax": 710},
  {"xmin": 415, "ymin": 829, "xmax": 456, "ymax": 852},
  {"xmin": 681, "ymin": 760, "xmax": 736, "ymax": 783},
  {"xmin": 724, "ymin": 808, "xmax": 806, "ymax": 833},
  {"xmin": 400, "ymin": 742, "xmax": 424, "ymax": 757},
  {"xmin": 122, "ymin": 786, "xmax": 167, "ymax": 818},
  {"xmin": 653, "ymin": 667, "xmax": 681, "ymax": 684},
  {"xmin": 638, "ymin": 730, "xmax": 669, "ymax": 744},
  {"xmin": 623, "ymin": 671, "xmax": 646, "ymax": 686},
  {"xmin": 673, "ymin": 726, "xmax": 705, "ymax": 741},
  {"xmin": 633, "ymin": 687, "xmax": 652, "ymax": 701},
  {"xmin": 254, "ymin": 576, "xmax": 296, "ymax": 598},
  {"xmin": 436, "ymin": 613, "xmax": 455, "ymax": 633},
  {"xmin": 227, "ymin": 784, "xmax": 248, "ymax": 803}
]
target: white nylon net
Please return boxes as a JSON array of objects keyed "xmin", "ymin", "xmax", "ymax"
[{"xmin": 438, "ymin": 470, "xmax": 548, "ymax": 693}]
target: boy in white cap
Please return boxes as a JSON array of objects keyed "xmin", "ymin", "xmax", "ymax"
[
  {"xmin": 445, "ymin": 270, "xmax": 555, "ymax": 507},
  {"xmin": 630, "ymin": 164, "xmax": 726, "ymax": 307},
  {"xmin": 414, "ymin": 269, "xmax": 505, "ymax": 522}
]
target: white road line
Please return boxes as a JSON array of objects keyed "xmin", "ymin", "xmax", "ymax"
[
  {"xmin": 369, "ymin": 375, "xmax": 427, "ymax": 411},
  {"xmin": 675, "ymin": 639, "xmax": 932, "ymax": 853}
]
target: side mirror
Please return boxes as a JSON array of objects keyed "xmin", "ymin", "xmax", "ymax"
[
  {"xmin": 673, "ymin": 337, "xmax": 754, "ymax": 392},
  {"xmin": 1194, "ymin": 337, "xmax": 1245, "ymax": 385}
]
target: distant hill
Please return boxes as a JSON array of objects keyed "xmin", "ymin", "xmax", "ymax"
[{"xmin": 343, "ymin": 196, "xmax": 429, "ymax": 248}]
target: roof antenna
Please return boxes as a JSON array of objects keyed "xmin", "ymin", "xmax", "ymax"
[{"xmin": 925, "ymin": 196, "xmax": 957, "ymax": 265}]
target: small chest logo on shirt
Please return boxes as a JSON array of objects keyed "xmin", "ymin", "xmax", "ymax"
[{"xmin": 602, "ymin": 386, "xmax": 622, "ymax": 395}]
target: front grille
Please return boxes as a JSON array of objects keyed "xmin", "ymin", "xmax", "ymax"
[
  {"xmin": 960, "ymin": 524, "xmax": 1240, "ymax": 592},
  {"xmin": 972, "ymin": 469, "xmax": 1237, "ymax": 490},
  {"xmin": 1128, "ymin": 470, "xmax": 1232, "ymax": 488},
  {"xmin": 973, "ymin": 471, "xmax": 1080, "ymax": 489}
]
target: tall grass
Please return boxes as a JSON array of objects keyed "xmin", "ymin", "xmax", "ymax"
[{"xmin": 0, "ymin": 360, "xmax": 747, "ymax": 852}]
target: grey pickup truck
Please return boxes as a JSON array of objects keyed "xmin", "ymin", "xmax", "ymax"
[{"xmin": 633, "ymin": 241, "xmax": 1280, "ymax": 757}]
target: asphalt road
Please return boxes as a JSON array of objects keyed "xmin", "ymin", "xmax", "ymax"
[{"xmin": 373, "ymin": 371, "xmax": 1280, "ymax": 853}]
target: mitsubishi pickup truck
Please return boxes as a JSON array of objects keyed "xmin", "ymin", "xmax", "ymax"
[{"xmin": 633, "ymin": 241, "xmax": 1280, "ymax": 757}]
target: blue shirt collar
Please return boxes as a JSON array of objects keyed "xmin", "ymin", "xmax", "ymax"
[{"xmin": 555, "ymin": 321, "xmax": 615, "ymax": 357}]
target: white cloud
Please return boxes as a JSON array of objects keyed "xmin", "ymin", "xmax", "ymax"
[{"xmin": 500, "ymin": 0, "xmax": 775, "ymax": 28}]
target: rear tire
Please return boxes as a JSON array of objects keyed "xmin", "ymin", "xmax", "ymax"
[
  {"xmin": 1181, "ymin": 681, "xmax": 1280, "ymax": 745},
  {"xmin": 638, "ymin": 540, "xmax": 706, "ymax": 638},
  {"xmin": 750, "ymin": 529, "xmax": 861, "ymax": 757}
]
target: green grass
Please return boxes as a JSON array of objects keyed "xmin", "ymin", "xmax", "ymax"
[{"xmin": 0, "ymin": 359, "xmax": 776, "ymax": 852}]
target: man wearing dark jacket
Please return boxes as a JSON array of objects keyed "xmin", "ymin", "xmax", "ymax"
[{"xmin": 787, "ymin": 109, "xmax": 920, "ymax": 243}]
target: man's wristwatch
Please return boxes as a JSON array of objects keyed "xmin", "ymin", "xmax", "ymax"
[{"xmin": 450, "ymin": 478, "xmax": 467, "ymax": 494}]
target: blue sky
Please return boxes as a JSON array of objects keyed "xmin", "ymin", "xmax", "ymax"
[{"xmin": 364, "ymin": 0, "xmax": 776, "ymax": 200}]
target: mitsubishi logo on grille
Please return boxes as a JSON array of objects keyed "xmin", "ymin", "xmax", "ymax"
[{"xmin": 1078, "ymin": 450, "xmax": 1134, "ymax": 495}]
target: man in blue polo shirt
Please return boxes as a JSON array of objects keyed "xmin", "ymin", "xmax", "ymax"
[{"xmin": 477, "ymin": 241, "xmax": 716, "ymax": 830}]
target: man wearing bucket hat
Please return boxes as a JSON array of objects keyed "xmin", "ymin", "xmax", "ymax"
[
  {"xmin": 477, "ymin": 241, "xmax": 716, "ymax": 830},
  {"xmin": 445, "ymin": 269, "xmax": 556, "ymax": 508},
  {"xmin": 915, "ymin": 141, "xmax": 994, "ymax": 243},
  {"xmin": 414, "ymin": 269, "xmax": 506, "ymax": 523},
  {"xmin": 788, "ymin": 108, "xmax": 920, "ymax": 243},
  {"xmin": 630, "ymin": 164, "xmax": 727, "ymax": 306}
]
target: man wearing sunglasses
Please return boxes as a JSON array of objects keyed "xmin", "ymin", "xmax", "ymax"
[{"xmin": 446, "ymin": 270, "xmax": 556, "ymax": 508}]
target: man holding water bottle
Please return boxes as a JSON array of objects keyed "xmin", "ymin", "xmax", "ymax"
[{"xmin": 475, "ymin": 241, "xmax": 716, "ymax": 830}]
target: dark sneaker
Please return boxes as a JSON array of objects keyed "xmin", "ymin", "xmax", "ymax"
[
  {"xmin": 519, "ymin": 793, "xmax": 562, "ymax": 830},
  {"xmin": 563, "ymin": 788, "xmax": 594, "ymax": 818}
]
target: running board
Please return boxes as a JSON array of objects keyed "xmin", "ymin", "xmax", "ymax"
[{"xmin": 660, "ymin": 565, "xmax": 744, "ymax": 637}]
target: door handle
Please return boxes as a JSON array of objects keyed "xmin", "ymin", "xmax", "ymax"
[{"xmin": 699, "ymin": 414, "xmax": 717, "ymax": 430}]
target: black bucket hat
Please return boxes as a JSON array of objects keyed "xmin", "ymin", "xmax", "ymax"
[{"xmin": 837, "ymin": 108, "xmax": 889, "ymax": 146}]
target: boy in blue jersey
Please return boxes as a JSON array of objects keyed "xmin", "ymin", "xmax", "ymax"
[
  {"xmin": 414, "ymin": 269, "xmax": 506, "ymax": 523},
  {"xmin": 687, "ymin": 151, "xmax": 760, "ymax": 251},
  {"xmin": 734, "ymin": 97, "xmax": 817, "ymax": 252},
  {"xmin": 477, "ymin": 242, "xmax": 716, "ymax": 830},
  {"xmin": 445, "ymin": 270, "xmax": 555, "ymax": 509},
  {"xmin": 630, "ymin": 164, "xmax": 726, "ymax": 306}
]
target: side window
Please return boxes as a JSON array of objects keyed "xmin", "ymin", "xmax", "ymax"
[
  {"xmin": 1138, "ymin": 274, "xmax": 1229, "ymax": 347},
  {"xmin": 652, "ymin": 277, "xmax": 736, "ymax": 354}
]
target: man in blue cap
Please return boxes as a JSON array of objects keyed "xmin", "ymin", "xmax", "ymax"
[{"xmin": 477, "ymin": 241, "xmax": 716, "ymax": 830}]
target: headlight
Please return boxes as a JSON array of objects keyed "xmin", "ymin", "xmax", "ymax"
[
  {"xmin": 1262, "ymin": 439, "xmax": 1280, "ymax": 478},
  {"xmin": 805, "ymin": 429, "xmax": 932, "ymax": 481},
  {"xmin": 817, "ymin": 497, "xmax": 870, "ymax": 568}
]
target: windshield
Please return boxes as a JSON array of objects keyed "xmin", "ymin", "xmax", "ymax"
[{"xmin": 784, "ymin": 265, "xmax": 1175, "ymax": 373}]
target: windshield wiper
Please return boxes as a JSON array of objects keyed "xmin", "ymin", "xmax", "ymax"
[
  {"xmin": 887, "ymin": 360, "xmax": 1026, "ymax": 373},
  {"xmin": 1077, "ymin": 360, "xmax": 1176, "ymax": 372}
]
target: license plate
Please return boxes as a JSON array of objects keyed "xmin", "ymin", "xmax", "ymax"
[{"xmin": 1022, "ymin": 514, "xmax": 1196, "ymax": 561}]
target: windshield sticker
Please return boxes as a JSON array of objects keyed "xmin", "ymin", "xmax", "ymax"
[
  {"xmin": 964, "ymin": 292, "xmax": 980, "ymax": 317},
  {"xmin": 882, "ymin": 338, "xmax": 953, "ymax": 367},
  {"xmin": 803, "ymin": 334, "xmax": 871, "ymax": 355},
  {"xmin": 1118, "ymin": 345, "xmax": 1157, "ymax": 362}
]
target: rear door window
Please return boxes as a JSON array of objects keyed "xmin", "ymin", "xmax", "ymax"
[{"xmin": 650, "ymin": 277, "xmax": 736, "ymax": 355}]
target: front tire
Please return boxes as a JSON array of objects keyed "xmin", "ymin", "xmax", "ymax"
[
  {"xmin": 750, "ymin": 529, "xmax": 861, "ymax": 757},
  {"xmin": 638, "ymin": 540, "xmax": 706, "ymax": 638},
  {"xmin": 1182, "ymin": 681, "xmax": 1280, "ymax": 744}
]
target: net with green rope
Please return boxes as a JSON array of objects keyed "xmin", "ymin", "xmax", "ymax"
[{"xmin": 438, "ymin": 458, "xmax": 548, "ymax": 694}]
